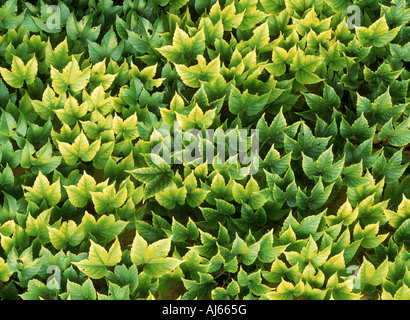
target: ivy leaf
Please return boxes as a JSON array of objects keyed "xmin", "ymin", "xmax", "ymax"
[
  {"xmin": 340, "ymin": 113, "xmax": 376, "ymax": 143},
  {"xmin": 155, "ymin": 183, "xmax": 187, "ymax": 210},
  {"xmin": 48, "ymin": 220, "xmax": 84, "ymax": 250},
  {"xmin": 73, "ymin": 238, "xmax": 122, "ymax": 279},
  {"xmin": 385, "ymin": 196, "xmax": 410, "ymax": 229},
  {"xmin": 26, "ymin": 140, "xmax": 62, "ymax": 175},
  {"xmin": 0, "ymin": 257, "xmax": 13, "ymax": 282},
  {"xmin": 57, "ymin": 131, "xmax": 101, "ymax": 165},
  {"xmin": 98, "ymin": 282, "xmax": 130, "ymax": 300},
  {"xmin": 356, "ymin": 16, "xmax": 400, "ymax": 48},
  {"xmin": 209, "ymin": 1, "xmax": 244, "ymax": 31},
  {"xmin": 378, "ymin": 116, "xmax": 410, "ymax": 147},
  {"xmin": 66, "ymin": 13, "xmax": 101, "ymax": 46},
  {"xmin": 0, "ymin": 55, "xmax": 37, "ymax": 88},
  {"xmin": 176, "ymin": 104, "xmax": 216, "ymax": 130},
  {"xmin": 105, "ymin": 265, "xmax": 139, "ymax": 296},
  {"xmin": 260, "ymin": 144, "xmax": 292, "ymax": 175},
  {"xmin": 372, "ymin": 149, "xmax": 408, "ymax": 183},
  {"xmin": 0, "ymin": 0, "xmax": 25, "ymax": 30},
  {"xmin": 260, "ymin": 0, "xmax": 286, "ymax": 14},
  {"xmin": 258, "ymin": 230, "xmax": 288, "ymax": 263},
  {"xmin": 65, "ymin": 172, "xmax": 108, "ymax": 208},
  {"xmin": 296, "ymin": 177, "xmax": 334, "ymax": 211},
  {"xmin": 50, "ymin": 57, "xmax": 91, "ymax": 95},
  {"xmin": 175, "ymin": 55, "xmax": 220, "ymax": 88},
  {"xmin": 353, "ymin": 222, "xmax": 389, "ymax": 249},
  {"xmin": 324, "ymin": 0, "xmax": 351, "ymax": 12},
  {"xmin": 381, "ymin": 0, "xmax": 410, "ymax": 27},
  {"xmin": 326, "ymin": 201, "xmax": 359, "ymax": 227},
  {"xmin": 44, "ymin": 38, "xmax": 72, "ymax": 70},
  {"xmin": 65, "ymin": 279, "xmax": 97, "ymax": 300},
  {"xmin": 284, "ymin": 123, "xmax": 330, "ymax": 160},
  {"xmin": 126, "ymin": 17, "xmax": 164, "ymax": 55},
  {"xmin": 23, "ymin": 171, "xmax": 61, "ymax": 206},
  {"xmin": 257, "ymin": 108, "xmax": 299, "ymax": 149},
  {"xmin": 157, "ymin": 26, "xmax": 205, "ymax": 65},
  {"xmin": 90, "ymin": 183, "xmax": 127, "ymax": 215},
  {"xmin": 303, "ymin": 83, "xmax": 341, "ymax": 121},
  {"xmin": 20, "ymin": 279, "xmax": 58, "ymax": 300},
  {"xmin": 130, "ymin": 231, "xmax": 182, "ymax": 277},
  {"xmin": 25, "ymin": 209, "xmax": 52, "ymax": 244},
  {"xmin": 88, "ymin": 27, "xmax": 124, "ymax": 63},
  {"xmin": 232, "ymin": 177, "xmax": 267, "ymax": 210},
  {"xmin": 356, "ymin": 257, "xmax": 389, "ymax": 292},
  {"xmin": 394, "ymin": 219, "xmax": 410, "ymax": 246},
  {"xmin": 364, "ymin": 62, "xmax": 402, "ymax": 87},
  {"xmin": 290, "ymin": 49, "xmax": 324, "ymax": 84},
  {"xmin": 55, "ymin": 94, "xmax": 88, "ymax": 126},
  {"xmin": 229, "ymin": 86, "xmax": 270, "ymax": 117},
  {"xmin": 265, "ymin": 45, "xmax": 297, "ymax": 77},
  {"xmin": 127, "ymin": 154, "xmax": 174, "ymax": 200},
  {"xmin": 83, "ymin": 85, "xmax": 114, "ymax": 116},
  {"xmin": 183, "ymin": 172, "xmax": 209, "ymax": 207},
  {"xmin": 31, "ymin": 85, "xmax": 66, "ymax": 121},
  {"xmin": 302, "ymin": 147, "xmax": 344, "ymax": 183},
  {"xmin": 266, "ymin": 278, "xmax": 304, "ymax": 300}
]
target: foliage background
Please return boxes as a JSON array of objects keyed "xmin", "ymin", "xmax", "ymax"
[{"xmin": 0, "ymin": 0, "xmax": 409, "ymax": 300}]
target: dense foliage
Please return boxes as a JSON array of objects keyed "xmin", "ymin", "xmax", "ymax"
[{"xmin": 0, "ymin": 0, "xmax": 409, "ymax": 300}]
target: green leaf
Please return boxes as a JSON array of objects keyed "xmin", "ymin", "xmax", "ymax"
[
  {"xmin": 394, "ymin": 219, "xmax": 410, "ymax": 246},
  {"xmin": 155, "ymin": 183, "xmax": 187, "ymax": 210},
  {"xmin": 378, "ymin": 116, "xmax": 410, "ymax": 147},
  {"xmin": 303, "ymin": 83, "xmax": 340, "ymax": 121},
  {"xmin": 23, "ymin": 171, "xmax": 61, "ymax": 206},
  {"xmin": 48, "ymin": 220, "xmax": 83, "ymax": 250},
  {"xmin": 90, "ymin": 183, "xmax": 127, "ymax": 215},
  {"xmin": 73, "ymin": 238, "xmax": 122, "ymax": 279},
  {"xmin": 260, "ymin": 0, "xmax": 286, "ymax": 14},
  {"xmin": 356, "ymin": 16, "xmax": 400, "ymax": 48},
  {"xmin": 80, "ymin": 211, "xmax": 128, "ymax": 244},
  {"xmin": 66, "ymin": 13, "xmax": 101, "ymax": 46},
  {"xmin": 175, "ymin": 55, "xmax": 220, "ymax": 88},
  {"xmin": 45, "ymin": 38, "xmax": 72, "ymax": 70},
  {"xmin": 290, "ymin": 49, "xmax": 324, "ymax": 84},
  {"xmin": 98, "ymin": 282, "xmax": 130, "ymax": 300},
  {"xmin": 25, "ymin": 209, "xmax": 52, "ymax": 244},
  {"xmin": 176, "ymin": 104, "xmax": 216, "ymax": 130},
  {"xmin": 65, "ymin": 172, "xmax": 108, "ymax": 208},
  {"xmin": 20, "ymin": 279, "xmax": 58, "ymax": 300},
  {"xmin": 65, "ymin": 279, "xmax": 97, "ymax": 300},
  {"xmin": 209, "ymin": 1, "xmax": 244, "ymax": 31},
  {"xmin": 357, "ymin": 257, "xmax": 389, "ymax": 291},
  {"xmin": 0, "ymin": 0, "xmax": 25, "ymax": 30},
  {"xmin": 50, "ymin": 56, "xmax": 91, "ymax": 95},
  {"xmin": 88, "ymin": 27, "xmax": 124, "ymax": 63},
  {"xmin": 326, "ymin": 201, "xmax": 359, "ymax": 226},
  {"xmin": 0, "ymin": 55, "xmax": 37, "ymax": 88},
  {"xmin": 284, "ymin": 123, "xmax": 330, "ymax": 160},
  {"xmin": 302, "ymin": 147, "xmax": 344, "ymax": 183},
  {"xmin": 296, "ymin": 177, "xmax": 334, "ymax": 210},
  {"xmin": 31, "ymin": 85, "xmax": 66, "ymax": 121},
  {"xmin": 127, "ymin": 154, "xmax": 174, "ymax": 200},
  {"xmin": 0, "ymin": 257, "xmax": 13, "ymax": 282},
  {"xmin": 372, "ymin": 149, "xmax": 408, "ymax": 183},
  {"xmin": 106, "ymin": 264, "xmax": 139, "ymax": 295},
  {"xmin": 386, "ymin": 196, "xmax": 410, "ymax": 229},
  {"xmin": 353, "ymin": 222, "xmax": 388, "ymax": 249},
  {"xmin": 58, "ymin": 131, "xmax": 101, "ymax": 165},
  {"xmin": 130, "ymin": 231, "xmax": 182, "ymax": 277},
  {"xmin": 157, "ymin": 26, "xmax": 205, "ymax": 64},
  {"xmin": 229, "ymin": 86, "xmax": 270, "ymax": 117}
]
